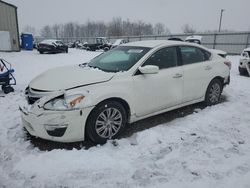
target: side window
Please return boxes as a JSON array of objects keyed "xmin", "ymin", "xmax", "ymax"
[
  {"xmin": 143, "ymin": 47, "xmax": 178, "ymax": 69},
  {"xmin": 180, "ymin": 46, "xmax": 210, "ymax": 65}
]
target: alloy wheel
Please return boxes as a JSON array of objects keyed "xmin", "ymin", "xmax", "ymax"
[
  {"xmin": 208, "ymin": 83, "xmax": 221, "ymax": 103},
  {"xmin": 95, "ymin": 107, "xmax": 122, "ymax": 139}
]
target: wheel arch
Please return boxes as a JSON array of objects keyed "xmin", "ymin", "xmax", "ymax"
[
  {"xmin": 210, "ymin": 76, "xmax": 224, "ymax": 86},
  {"xmin": 203, "ymin": 76, "xmax": 224, "ymax": 101}
]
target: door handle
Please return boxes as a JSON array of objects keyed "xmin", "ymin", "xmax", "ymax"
[
  {"xmin": 173, "ymin": 73, "xmax": 183, "ymax": 78},
  {"xmin": 205, "ymin": 66, "xmax": 212, "ymax": 70}
]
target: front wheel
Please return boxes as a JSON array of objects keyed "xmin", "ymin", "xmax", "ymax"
[
  {"xmin": 104, "ymin": 47, "xmax": 109, "ymax": 51},
  {"xmin": 86, "ymin": 101, "xmax": 127, "ymax": 144},
  {"xmin": 205, "ymin": 79, "xmax": 222, "ymax": 106},
  {"xmin": 239, "ymin": 66, "xmax": 249, "ymax": 76}
]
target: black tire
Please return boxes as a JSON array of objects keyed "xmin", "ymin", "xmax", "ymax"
[
  {"xmin": 39, "ymin": 51, "xmax": 44, "ymax": 54},
  {"xmin": 239, "ymin": 66, "xmax": 249, "ymax": 76},
  {"xmin": 205, "ymin": 79, "xmax": 222, "ymax": 106},
  {"xmin": 65, "ymin": 48, "xmax": 68, "ymax": 53},
  {"xmin": 2, "ymin": 86, "xmax": 14, "ymax": 94},
  {"xmin": 86, "ymin": 101, "xmax": 127, "ymax": 144},
  {"xmin": 104, "ymin": 47, "xmax": 109, "ymax": 51}
]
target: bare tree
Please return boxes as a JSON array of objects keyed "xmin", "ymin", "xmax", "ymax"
[
  {"xmin": 38, "ymin": 18, "xmax": 164, "ymax": 38},
  {"xmin": 64, "ymin": 22, "xmax": 75, "ymax": 37},
  {"xmin": 52, "ymin": 24, "xmax": 60, "ymax": 38},
  {"xmin": 165, "ymin": 27, "xmax": 171, "ymax": 35},
  {"xmin": 40, "ymin": 25, "xmax": 53, "ymax": 37},
  {"xmin": 108, "ymin": 17, "xmax": 123, "ymax": 36},
  {"xmin": 22, "ymin": 25, "xmax": 36, "ymax": 35},
  {"xmin": 154, "ymin": 23, "xmax": 165, "ymax": 35},
  {"xmin": 182, "ymin": 24, "xmax": 196, "ymax": 34}
]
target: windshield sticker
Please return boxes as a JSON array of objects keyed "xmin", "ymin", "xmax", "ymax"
[{"xmin": 127, "ymin": 49, "xmax": 143, "ymax": 53}]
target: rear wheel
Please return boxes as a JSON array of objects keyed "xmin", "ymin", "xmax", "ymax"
[
  {"xmin": 2, "ymin": 85, "xmax": 14, "ymax": 94},
  {"xmin": 205, "ymin": 79, "xmax": 222, "ymax": 106},
  {"xmin": 86, "ymin": 101, "xmax": 127, "ymax": 144}
]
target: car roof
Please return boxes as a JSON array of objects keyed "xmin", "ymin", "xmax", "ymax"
[
  {"xmin": 121, "ymin": 40, "xmax": 201, "ymax": 48},
  {"xmin": 41, "ymin": 39, "xmax": 61, "ymax": 43},
  {"xmin": 243, "ymin": 47, "xmax": 250, "ymax": 52},
  {"xmin": 185, "ymin": 35, "xmax": 203, "ymax": 41},
  {"xmin": 40, "ymin": 39, "xmax": 62, "ymax": 45}
]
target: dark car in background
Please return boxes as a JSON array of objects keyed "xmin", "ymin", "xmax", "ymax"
[
  {"xmin": 37, "ymin": 40, "xmax": 68, "ymax": 54},
  {"xmin": 84, "ymin": 37, "xmax": 112, "ymax": 51}
]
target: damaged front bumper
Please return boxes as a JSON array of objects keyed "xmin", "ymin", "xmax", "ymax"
[{"xmin": 19, "ymin": 102, "xmax": 94, "ymax": 143}]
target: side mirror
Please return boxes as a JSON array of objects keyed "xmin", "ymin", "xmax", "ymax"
[{"xmin": 139, "ymin": 65, "xmax": 159, "ymax": 74}]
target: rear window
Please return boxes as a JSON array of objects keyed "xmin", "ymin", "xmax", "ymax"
[{"xmin": 180, "ymin": 46, "xmax": 211, "ymax": 65}]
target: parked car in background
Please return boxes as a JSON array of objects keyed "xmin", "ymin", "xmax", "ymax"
[
  {"xmin": 84, "ymin": 37, "xmax": 112, "ymax": 51},
  {"xmin": 37, "ymin": 39, "xmax": 68, "ymax": 54},
  {"xmin": 185, "ymin": 35, "xmax": 202, "ymax": 44},
  {"xmin": 210, "ymin": 49, "xmax": 227, "ymax": 58},
  {"xmin": 168, "ymin": 37, "xmax": 183, "ymax": 42},
  {"xmin": 67, "ymin": 41, "xmax": 76, "ymax": 48},
  {"xmin": 20, "ymin": 40, "xmax": 230, "ymax": 144},
  {"xmin": 111, "ymin": 39, "xmax": 128, "ymax": 49},
  {"xmin": 239, "ymin": 48, "xmax": 250, "ymax": 76},
  {"xmin": 185, "ymin": 35, "xmax": 228, "ymax": 58},
  {"xmin": 33, "ymin": 40, "xmax": 38, "ymax": 49}
]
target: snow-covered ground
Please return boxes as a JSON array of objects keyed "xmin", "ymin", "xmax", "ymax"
[{"xmin": 0, "ymin": 49, "xmax": 250, "ymax": 188}]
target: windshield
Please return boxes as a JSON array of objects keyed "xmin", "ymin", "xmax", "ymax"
[{"xmin": 88, "ymin": 46, "xmax": 151, "ymax": 72}]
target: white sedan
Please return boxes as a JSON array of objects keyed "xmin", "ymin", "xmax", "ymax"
[{"xmin": 20, "ymin": 40, "xmax": 231, "ymax": 144}]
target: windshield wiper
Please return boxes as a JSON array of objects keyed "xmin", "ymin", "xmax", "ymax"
[
  {"xmin": 88, "ymin": 64, "xmax": 102, "ymax": 70},
  {"xmin": 79, "ymin": 62, "xmax": 88, "ymax": 68}
]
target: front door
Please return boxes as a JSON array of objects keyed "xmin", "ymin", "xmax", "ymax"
[{"xmin": 133, "ymin": 47, "xmax": 183, "ymax": 117}]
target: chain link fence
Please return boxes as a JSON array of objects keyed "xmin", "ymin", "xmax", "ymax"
[{"xmin": 35, "ymin": 31, "xmax": 250, "ymax": 54}]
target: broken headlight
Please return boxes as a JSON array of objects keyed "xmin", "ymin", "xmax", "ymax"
[{"xmin": 43, "ymin": 94, "xmax": 85, "ymax": 111}]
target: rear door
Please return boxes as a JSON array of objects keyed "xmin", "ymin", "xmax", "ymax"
[{"xmin": 179, "ymin": 46, "xmax": 214, "ymax": 102}]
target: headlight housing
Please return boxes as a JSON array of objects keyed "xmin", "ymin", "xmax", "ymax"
[{"xmin": 43, "ymin": 94, "xmax": 85, "ymax": 111}]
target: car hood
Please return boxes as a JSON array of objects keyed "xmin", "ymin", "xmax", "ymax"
[{"xmin": 29, "ymin": 65, "xmax": 114, "ymax": 91}]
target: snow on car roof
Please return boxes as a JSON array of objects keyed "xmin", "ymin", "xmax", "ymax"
[
  {"xmin": 40, "ymin": 39, "xmax": 61, "ymax": 45},
  {"xmin": 113, "ymin": 39, "xmax": 124, "ymax": 45},
  {"xmin": 243, "ymin": 47, "xmax": 250, "ymax": 52},
  {"xmin": 185, "ymin": 35, "xmax": 203, "ymax": 41},
  {"xmin": 121, "ymin": 40, "xmax": 186, "ymax": 48},
  {"xmin": 210, "ymin": 49, "xmax": 227, "ymax": 55}
]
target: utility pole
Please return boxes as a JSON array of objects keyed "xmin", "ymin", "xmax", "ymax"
[{"xmin": 218, "ymin": 9, "xmax": 225, "ymax": 32}]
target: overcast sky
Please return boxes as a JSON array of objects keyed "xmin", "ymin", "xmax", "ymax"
[{"xmin": 5, "ymin": 0, "xmax": 250, "ymax": 34}]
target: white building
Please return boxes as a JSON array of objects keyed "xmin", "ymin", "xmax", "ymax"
[{"xmin": 0, "ymin": 0, "xmax": 20, "ymax": 52}]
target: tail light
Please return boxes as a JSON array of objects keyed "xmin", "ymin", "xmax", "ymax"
[{"xmin": 224, "ymin": 61, "xmax": 231, "ymax": 70}]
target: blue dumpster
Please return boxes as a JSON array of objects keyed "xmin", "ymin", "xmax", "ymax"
[{"xmin": 21, "ymin": 33, "xmax": 33, "ymax": 50}]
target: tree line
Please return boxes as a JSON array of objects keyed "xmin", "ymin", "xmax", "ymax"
[{"xmin": 23, "ymin": 17, "xmax": 172, "ymax": 38}]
